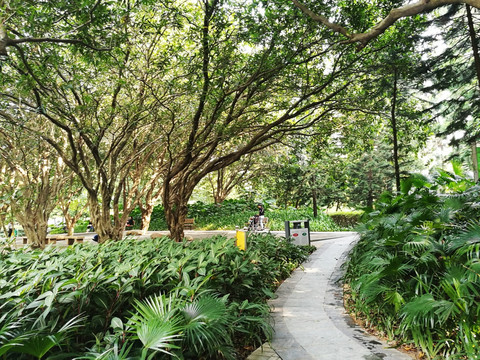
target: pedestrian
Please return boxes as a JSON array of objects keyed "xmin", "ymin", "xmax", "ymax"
[
  {"xmin": 257, "ymin": 203, "xmax": 265, "ymax": 230},
  {"xmin": 7, "ymin": 222, "xmax": 13, "ymax": 238},
  {"xmin": 86, "ymin": 221, "xmax": 94, "ymax": 232},
  {"xmin": 125, "ymin": 216, "xmax": 134, "ymax": 230}
]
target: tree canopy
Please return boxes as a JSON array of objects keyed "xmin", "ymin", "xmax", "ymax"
[{"xmin": 0, "ymin": 0, "xmax": 476, "ymax": 242}]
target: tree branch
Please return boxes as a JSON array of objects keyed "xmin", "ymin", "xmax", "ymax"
[
  {"xmin": 10, "ymin": 37, "xmax": 110, "ymax": 51},
  {"xmin": 292, "ymin": 0, "xmax": 480, "ymax": 49}
]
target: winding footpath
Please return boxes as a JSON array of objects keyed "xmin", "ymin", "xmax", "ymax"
[{"xmin": 249, "ymin": 232, "xmax": 412, "ymax": 360}]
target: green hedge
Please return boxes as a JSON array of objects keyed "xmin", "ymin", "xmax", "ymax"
[
  {"xmin": 130, "ymin": 200, "xmax": 341, "ymax": 232},
  {"xmin": 328, "ymin": 211, "xmax": 363, "ymax": 228},
  {"xmin": 187, "ymin": 200, "xmax": 341, "ymax": 232}
]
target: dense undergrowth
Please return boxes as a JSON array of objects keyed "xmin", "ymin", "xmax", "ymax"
[
  {"xmin": 50, "ymin": 200, "xmax": 346, "ymax": 234},
  {"xmin": 344, "ymin": 171, "xmax": 480, "ymax": 359},
  {"xmin": 185, "ymin": 200, "xmax": 340, "ymax": 231},
  {"xmin": 0, "ymin": 234, "xmax": 314, "ymax": 359}
]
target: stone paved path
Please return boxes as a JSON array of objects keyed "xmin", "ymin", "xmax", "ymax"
[{"xmin": 249, "ymin": 233, "xmax": 413, "ymax": 360}]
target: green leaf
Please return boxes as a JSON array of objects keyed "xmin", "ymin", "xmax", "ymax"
[{"xmin": 111, "ymin": 317, "xmax": 124, "ymax": 330}]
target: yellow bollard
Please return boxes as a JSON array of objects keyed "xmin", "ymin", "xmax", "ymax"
[{"xmin": 235, "ymin": 229, "xmax": 248, "ymax": 251}]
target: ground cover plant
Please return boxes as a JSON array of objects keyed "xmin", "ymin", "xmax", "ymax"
[
  {"xmin": 344, "ymin": 170, "xmax": 480, "ymax": 358},
  {"xmin": 0, "ymin": 233, "xmax": 314, "ymax": 359},
  {"xmin": 186, "ymin": 200, "xmax": 341, "ymax": 232}
]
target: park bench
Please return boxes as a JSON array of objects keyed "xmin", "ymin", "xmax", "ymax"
[
  {"xmin": 125, "ymin": 230, "xmax": 143, "ymax": 236},
  {"xmin": 67, "ymin": 236, "xmax": 84, "ymax": 245},
  {"xmin": 22, "ymin": 236, "xmax": 66, "ymax": 245},
  {"xmin": 46, "ymin": 236, "xmax": 58, "ymax": 245},
  {"xmin": 184, "ymin": 218, "xmax": 195, "ymax": 230}
]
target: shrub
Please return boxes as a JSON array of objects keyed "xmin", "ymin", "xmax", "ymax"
[
  {"xmin": 328, "ymin": 211, "xmax": 363, "ymax": 228},
  {"xmin": 344, "ymin": 172, "xmax": 480, "ymax": 358},
  {"xmin": 267, "ymin": 208, "xmax": 340, "ymax": 232},
  {"xmin": 181, "ymin": 200, "xmax": 341, "ymax": 232},
  {"xmin": 0, "ymin": 233, "xmax": 313, "ymax": 359},
  {"xmin": 140, "ymin": 200, "xmax": 340, "ymax": 232}
]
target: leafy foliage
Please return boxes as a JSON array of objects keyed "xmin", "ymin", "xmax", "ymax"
[
  {"xmin": 344, "ymin": 171, "xmax": 480, "ymax": 358},
  {"xmin": 329, "ymin": 211, "xmax": 363, "ymax": 228},
  {"xmin": 186, "ymin": 200, "xmax": 341, "ymax": 231},
  {"xmin": 0, "ymin": 234, "xmax": 313, "ymax": 359}
]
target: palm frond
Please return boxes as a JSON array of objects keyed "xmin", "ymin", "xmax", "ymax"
[
  {"xmin": 130, "ymin": 293, "xmax": 178, "ymax": 324},
  {"xmin": 403, "ymin": 234, "xmax": 433, "ymax": 253},
  {"xmin": 128, "ymin": 294, "xmax": 183, "ymax": 356},
  {"xmin": 400, "ymin": 294, "xmax": 438, "ymax": 330},
  {"xmin": 384, "ymin": 290, "xmax": 405, "ymax": 312},
  {"xmin": 11, "ymin": 334, "xmax": 59, "ymax": 358},
  {"xmin": 136, "ymin": 318, "xmax": 182, "ymax": 355},
  {"xmin": 181, "ymin": 295, "xmax": 234, "ymax": 360},
  {"xmin": 449, "ymin": 222, "xmax": 480, "ymax": 257}
]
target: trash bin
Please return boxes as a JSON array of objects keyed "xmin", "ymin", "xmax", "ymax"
[{"xmin": 285, "ymin": 220, "xmax": 310, "ymax": 246}]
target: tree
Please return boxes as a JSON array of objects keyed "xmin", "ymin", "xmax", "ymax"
[
  {"xmin": 293, "ymin": 1, "xmax": 480, "ymax": 180},
  {"xmin": 0, "ymin": 162, "xmax": 13, "ymax": 237},
  {"xmin": 0, "ymin": 1, "xmax": 179, "ymax": 242},
  {"xmin": 292, "ymin": 0, "xmax": 480, "ymax": 50},
  {"xmin": 346, "ymin": 140, "xmax": 394, "ymax": 208},
  {"xmin": 418, "ymin": 5, "xmax": 480, "ymax": 150},
  {"xmin": 56, "ymin": 175, "xmax": 87, "ymax": 236},
  {"xmin": 204, "ymin": 151, "xmax": 272, "ymax": 204},
  {"xmin": 145, "ymin": 0, "xmax": 390, "ymax": 240},
  {"xmin": 0, "ymin": 118, "xmax": 71, "ymax": 248},
  {"xmin": 269, "ymin": 153, "xmax": 310, "ymax": 208},
  {"xmin": 369, "ymin": 43, "xmax": 430, "ymax": 192},
  {"xmin": 0, "ymin": 0, "xmax": 112, "ymax": 58},
  {"xmin": 1, "ymin": 0, "xmax": 422, "ymax": 242}
]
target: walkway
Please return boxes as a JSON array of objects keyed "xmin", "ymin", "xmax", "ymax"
[{"xmin": 249, "ymin": 233, "xmax": 412, "ymax": 360}]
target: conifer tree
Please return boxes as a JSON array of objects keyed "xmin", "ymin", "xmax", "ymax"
[{"xmin": 419, "ymin": 4, "xmax": 480, "ymax": 146}]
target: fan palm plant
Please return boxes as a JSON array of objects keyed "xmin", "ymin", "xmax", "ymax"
[
  {"xmin": 180, "ymin": 295, "xmax": 235, "ymax": 360},
  {"xmin": 2, "ymin": 311, "xmax": 85, "ymax": 359},
  {"xmin": 0, "ymin": 233, "xmax": 311, "ymax": 358},
  {"xmin": 128, "ymin": 294, "xmax": 183, "ymax": 358},
  {"xmin": 344, "ymin": 171, "xmax": 480, "ymax": 358},
  {"xmin": 128, "ymin": 293, "xmax": 235, "ymax": 360}
]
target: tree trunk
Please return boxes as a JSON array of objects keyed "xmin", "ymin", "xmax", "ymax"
[
  {"xmin": 367, "ymin": 168, "xmax": 374, "ymax": 208},
  {"xmin": 466, "ymin": 5, "xmax": 480, "ymax": 183},
  {"xmin": 22, "ymin": 224, "xmax": 46, "ymax": 249},
  {"xmin": 140, "ymin": 203, "xmax": 154, "ymax": 233},
  {"xmin": 466, "ymin": 4, "xmax": 480, "ymax": 89},
  {"xmin": 137, "ymin": 183, "xmax": 163, "ymax": 233},
  {"xmin": 162, "ymin": 176, "xmax": 195, "ymax": 242},
  {"xmin": 168, "ymin": 217, "xmax": 186, "ymax": 243},
  {"xmin": 63, "ymin": 211, "xmax": 82, "ymax": 236},
  {"xmin": 164, "ymin": 200, "xmax": 188, "ymax": 242},
  {"xmin": 472, "ymin": 143, "xmax": 479, "ymax": 182},
  {"xmin": 65, "ymin": 215, "xmax": 75, "ymax": 236},
  {"xmin": 213, "ymin": 190, "xmax": 229, "ymax": 204},
  {"xmin": 164, "ymin": 194, "xmax": 189, "ymax": 242},
  {"xmin": 210, "ymin": 168, "xmax": 242, "ymax": 204},
  {"xmin": 391, "ymin": 68, "xmax": 401, "ymax": 193},
  {"xmin": 367, "ymin": 188, "xmax": 374, "ymax": 209},
  {"xmin": 312, "ymin": 189, "xmax": 318, "ymax": 217},
  {"xmin": 87, "ymin": 193, "xmax": 124, "ymax": 242},
  {"xmin": 17, "ymin": 209, "xmax": 48, "ymax": 249}
]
